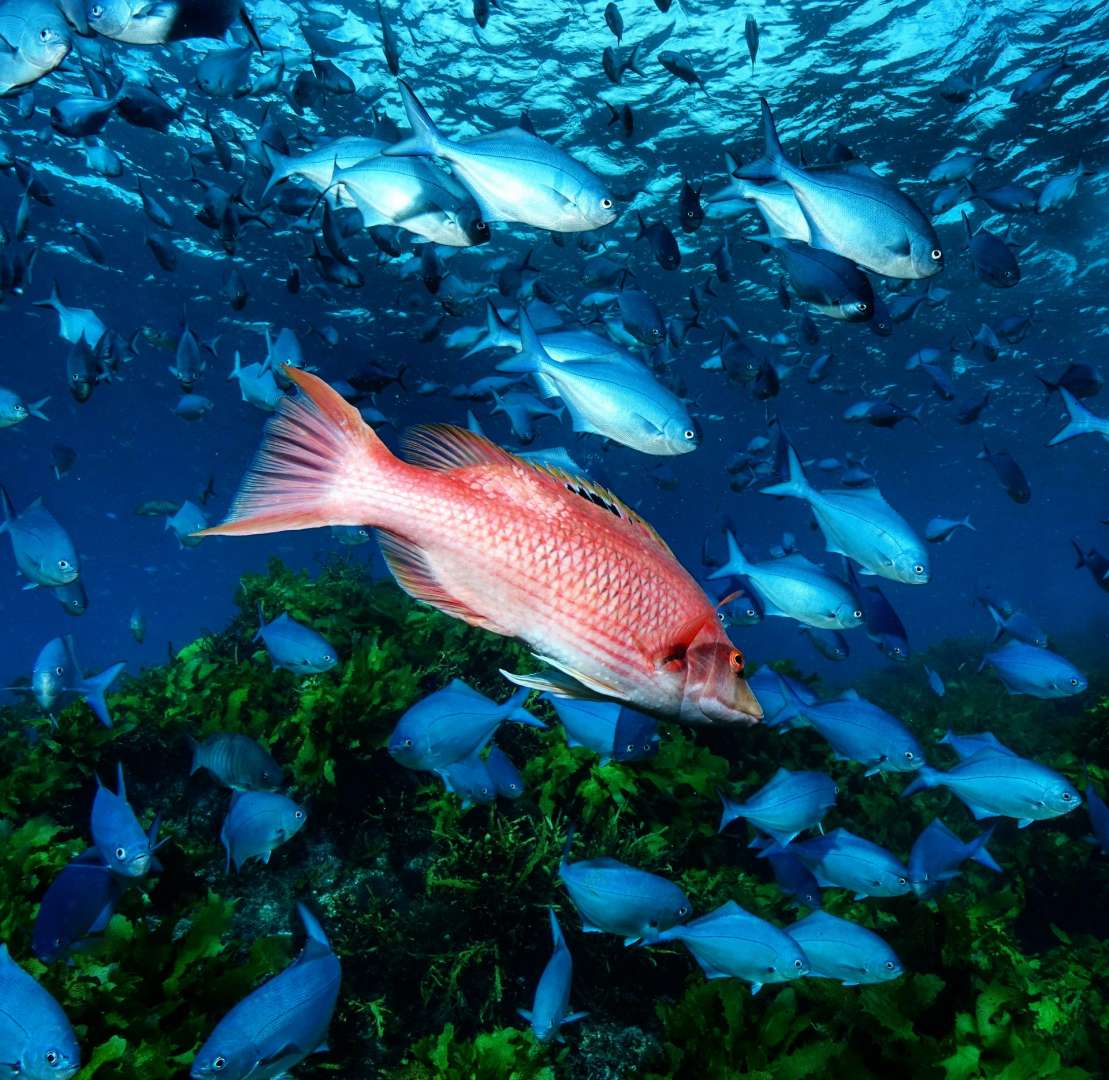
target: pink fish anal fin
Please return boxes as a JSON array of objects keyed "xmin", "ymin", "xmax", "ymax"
[{"xmin": 377, "ymin": 528, "xmax": 514, "ymax": 636}]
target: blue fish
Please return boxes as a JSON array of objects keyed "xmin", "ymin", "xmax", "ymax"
[
  {"xmin": 656, "ymin": 900, "xmax": 809, "ymax": 993},
  {"xmin": 0, "ymin": 943, "xmax": 80, "ymax": 1078},
  {"xmin": 255, "ymin": 606, "xmax": 338, "ymax": 676},
  {"xmin": 389, "ymin": 679, "xmax": 541, "ymax": 772},
  {"xmin": 908, "ymin": 818, "xmax": 1001, "ymax": 898},
  {"xmin": 221, "ymin": 791, "xmax": 307, "ymax": 872},
  {"xmin": 939, "ymin": 729, "xmax": 1016, "ymax": 761},
  {"xmin": 33, "ymin": 850, "xmax": 127, "ymax": 964},
  {"xmin": 985, "ymin": 604, "xmax": 1048, "ymax": 648},
  {"xmin": 751, "ymin": 836, "xmax": 823, "ymax": 909},
  {"xmin": 31, "ymin": 635, "xmax": 125, "ymax": 728},
  {"xmin": 544, "ymin": 696, "xmax": 658, "ymax": 765},
  {"xmin": 786, "ymin": 828, "xmax": 911, "ymax": 899},
  {"xmin": 191, "ymin": 904, "xmax": 340, "ymax": 1080},
  {"xmin": 0, "ymin": 488, "xmax": 80, "ymax": 588},
  {"xmin": 91, "ymin": 764, "xmax": 160, "ymax": 878},
  {"xmin": 166, "ymin": 500, "xmax": 209, "ymax": 547},
  {"xmin": 845, "ymin": 560, "xmax": 911, "ymax": 661},
  {"xmin": 786, "ymin": 912, "xmax": 902, "ymax": 985},
  {"xmin": 518, "ymin": 910, "xmax": 588, "ymax": 1044},
  {"xmin": 924, "ymin": 666, "xmax": 945, "ymax": 697},
  {"xmin": 979, "ymin": 641, "xmax": 1085, "ymax": 698},
  {"xmin": 902, "ymin": 750, "xmax": 1081, "ymax": 828},
  {"xmin": 718, "ymin": 768, "xmax": 836, "ymax": 846},
  {"xmin": 749, "ymin": 668, "xmax": 816, "ymax": 730},
  {"xmin": 559, "ymin": 844, "xmax": 690, "ymax": 946},
  {"xmin": 786, "ymin": 688, "xmax": 925, "ymax": 776},
  {"xmin": 436, "ymin": 753, "xmax": 496, "ymax": 809},
  {"xmin": 188, "ymin": 732, "xmax": 284, "ymax": 792},
  {"xmin": 486, "ymin": 746, "xmax": 526, "ymax": 800},
  {"xmin": 798, "ymin": 626, "xmax": 850, "ymax": 662},
  {"xmin": 1086, "ymin": 786, "xmax": 1109, "ymax": 855}
]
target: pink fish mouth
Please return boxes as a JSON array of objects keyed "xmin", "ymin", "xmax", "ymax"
[{"xmin": 686, "ymin": 689, "xmax": 763, "ymax": 727}]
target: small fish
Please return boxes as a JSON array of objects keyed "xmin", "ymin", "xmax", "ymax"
[
  {"xmin": 87, "ymin": 0, "xmax": 260, "ymax": 50},
  {"xmin": 924, "ymin": 666, "xmax": 945, "ymax": 697},
  {"xmin": 560, "ymin": 842, "xmax": 690, "ymax": 945},
  {"xmin": 748, "ymin": 668, "xmax": 816, "ymax": 730},
  {"xmin": 786, "ymin": 912, "xmax": 902, "ymax": 984},
  {"xmin": 761, "ymin": 444, "xmax": 929, "ymax": 585},
  {"xmin": 985, "ymin": 603, "xmax": 1048, "ymax": 648},
  {"xmin": 0, "ymin": 387, "xmax": 49, "ymax": 428},
  {"xmin": 979, "ymin": 641, "xmax": 1085, "ymax": 698},
  {"xmin": 389, "ymin": 680, "xmax": 541, "ymax": 772},
  {"xmin": 254, "ymin": 606, "xmax": 337, "ymax": 676},
  {"xmin": 754, "ymin": 837, "xmax": 822, "ymax": 908},
  {"xmin": 658, "ymin": 50, "xmax": 708, "ymax": 93},
  {"xmin": 220, "ymin": 791, "xmax": 307, "ymax": 872},
  {"xmin": 925, "ymin": 516, "xmax": 974, "ymax": 543},
  {"xmin": 52, "ymin": 580, "xmax": 87, "ymax": 617},
  {"xmin": 678, "ymin": 179, "xmax": 704, "ymax": 233},
  {"xmin": 486, "ymin": 746, "xmax": 525, "ymax": 800},
  {"xmin": 908, "ymin": 818, "xmax": 1000, "ymax": 898},
  {"xmin": 744, "ymin": 14, "xmax": 758, "ymax": 70},
  {"xmin": 718, "ymin": 767, "xmax": 836, "ymax": 846},
  {"xmin": 33, "ymin": 849, "xmax": 126, "ymax": 964},
  {"xmin": 1036, "ymin": 162, "xmax": 1091, "ymax": 213},
  {"xmin": 0, "ymin": 487, "xmax": 79, "ymax": 587},
  {"xmin": 656, "ymin": 901, "xmax": 809, "ymax": 993},
  {"xmin": 962, "ymin": 212, "xmax": 1019, "ymax": 288},
  {"xmin": 798, "ymin": 626, "xmax": 849, "ymax": 661},
  {"xmin": 436, "ymin": 753, "xmax": 497, "ymax": 809},
  {"xmin": 635, "ymin": 213, "xmax": 681, "ymax": 270},
  {"xmin": 519, "ymin": 910, "xmax": 587, "ymax": 1044},
  {"xmin": 544, "ymin": 696, "xmax": 659, "ymax": 765},
  {"xmin": 166, "ymin": 501, "xmax": 209, "ymax": 547},
  {"xmin": 787, "ymin": 828, "xmax": 912, "ymax": 899},
  {"xmin": 91, "ymin": 764, "xmax": 159, "ymax": 878},
  {"xmin": 191, "ymin": 904, "xmax": 340, "ymax": 1080},
  {"xmin": 31, "ymin": 635, "xmax": 125, "ymax": 727},
  {"xmin": 0, "ymin": 943, "xmax": 80, "ymax": 1077},
  {"xmin": 903, "ymin": 747, "xmax": 1080, "ymax": 828},
  {"xmin": 977, "ymin": 443, "xmax": 1030, "ymax": 504},
  {"xmin": 1086, "ymin": 785, "xmax": 1109, "ymax": 855},
  {"xmin": 188, "ymin": 732, "xmax": 284, "ymax": 792}
]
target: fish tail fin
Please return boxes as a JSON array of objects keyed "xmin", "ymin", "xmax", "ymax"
[
  {"xmin": 717, "ymin": 787, "xmax": 743, "ymax": 833},
  {"xmin": 463, "ymin": 300, "xmax": 516, "ymax": 359},
  {"xmin": 626, "ymin": 44, "xmax": 643, "ymax": 76},
  {"xmin": 26, "ymin": 397, "xmax": 49, "ymax": 421},
  {"xmin": 297, "ymin": 902, "xmax": 333, "ymax": 958},
  {"xmin": 548, "ymin": 907, "xmax": 565, "ymax": 950},
  {"xmin": 963, "ymin": 516, "xmax": 975, "ymax": 531},
  {"xmin": 503, "ymin": 307, "xmax": 560, "ymax": 397},
  {"xmin": 969, "ymin": 826, "xmax": 1003, "ymax": 872},
  {"xmin": 634, "ymin": 210, "xmax": 647, "ymax": 241},
  {"xmin": 504, "ymin": 686, "xmax": 545, "ymax": 728},
  {"xmin": 975, "ymin": 442, "xmax": 990, "ymax": 461},
  {"xmin": 259, "ymin": 142, "xmax": 292, "ymax": 202},
  {"xmin": 1072, "ymin": 539, "xmax": 1087, "ymax": 569},
  {"xmin": 707, "ymin": 529, "xmax": 750, "ymax": 580},
  {"xmin": 734, "ymin": 98, "xmax": 785, "ymax": 182},
  {"xmin": 759, "ymin": 443, "xmax": 812, "ymax": 501},
  {"xmin": 1047, "ymin": 389, "xmax": 1095, "ymax": 446},
  {"xmin": 1034, "ymin": 374, "xmax": 1057, "ymax": 400},
  {"xmin": 239, "ymin": 4, "xmax": 264, "ymax": 53},
  {"xmin": 901, "ymin": 766, "xmax": 939, "ymax": 798},
  {"xmin": 81, "ymin": 661, "xmax": 126, "ymax": 729},
  {"xmin": 196, "ymin": 367, "xmax": 398, "ymax": 538},
  {"xmin": 986, "ymin": 603, "xmax": 1005, "ymax": 641},
  {"xmin": 33, "ymin": 278, "xmax": 61, "ymax": 310},
  {"xmin": 228, "ymin": 351, "xmax": 242, "ymax": 381},
  {"xmin": 384, "ymin": 81, "xmax": 449, "ymax": 158}
]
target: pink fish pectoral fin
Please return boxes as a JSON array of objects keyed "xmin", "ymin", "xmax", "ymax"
[
  {"xmin": 533, "ymin": 654, "xmax": 625, "ymax": 698},
  {"xmin": 500, "ymin": 659, "xmax": 619, "ymax": 703},
  {"xmin": 378, "ymin": 529, "xmax": 514, "ymax": 636}
]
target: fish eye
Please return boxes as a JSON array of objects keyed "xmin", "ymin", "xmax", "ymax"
[
  {"xmin": 676, "ymin": 904, "xmax": 689, "ymax": 917},
  {"xmin": 54, "ymin": 665, "xmax": 64, "ymax": 676},
  {"xmin": 625, "ymin": 743, "xmax": 635, "ymax": 752},
  {"xmin": 853, "ymin": 609, "xmax": 863, "ymax": 619},
  {"xmin": 58, "ymin": 559, "xmax": 71, "ymax": 570},
  {"xmin": 213, "ymin": 1057, "xmax": 227, "ymax": 1071},
  {"xmin": 294, "ymin": 809, "xmax": 305, "ymax": 819},
  {"xmin": 716, "ymin": 611, "xmax": 726, "ymax": 623},
  {"xmin": 90, "ymin": 3, "xmax": 103, "ymax": 14},
  {"xmin": 1062, "ymin": 792, "xmax": 1072, "ymax": 801},
  {"xmin": 39, "ymin": 27, "xmax": 50, "ymax": 39},
  {"xmin": 897, "ymin": 876, "xmax": 907, "ymax": 885},
  {"xmin": 322, "ymin": 654, "xmax": 332, "ymax": 662},
  {"xmin": 729, "ymin": 649, "xmax": 744, "ymax": 674},
  {"xmin": 913, "ymin": 564, "xmax": 925, "ymax": 575},
  {"xmin": 904, "ymin": 751, "xmax": 914, "ymax": 760},
  {"xmin": 854, "ymin": 301, "xmax": 869, "ymax": 313},
  {"xmin": 601, "ymin": 197, "xmax": 613, "ymax": 209},
  {"xmin": 475, "ymin": 221, "xmax": 489, "ymax": 232},
  {"xmin": 746, "ymin": 608, "xmax": 756, "ymax": 617},
  {"xmin": 1070, "ymin": 678, "xmax": 1078, "ymax": 686},
  {"xmin": 115, "ymin": 846, "xmax": 126, "ymax": 859},
  {"xmin": 403, "ymin": 738, "xmax": 413, "ymax": 748},
  {"xmin": 793, "ymin": 958, "xmax": 804, "ymax": 969},
  {"xmin": 683, "ymin": 429, "xmax": 696, "ymax": 441},
  {"xmin": 885, "ymin": 960, "xmax": 895, "ymax": 970},
  {"xmin": 930, "ymin": 248, "xmax": 942, "ymax": 260},
  {"xmin": 45, "ymin": 1050, "xmax": 59, "ymax": 1065}
]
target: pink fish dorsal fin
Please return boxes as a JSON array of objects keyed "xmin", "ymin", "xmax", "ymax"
[
  {"xmin": 533, "ymin": 464, "xmax": 674, "ymax": 557},
  {"xmin": 401, "ymin": 423, "xmax": 517, "ymax": 471}
]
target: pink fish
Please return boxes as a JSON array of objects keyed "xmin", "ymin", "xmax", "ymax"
[{"xmin": 199, "ymin": 368, "xmax": 761, "ymax": 726}]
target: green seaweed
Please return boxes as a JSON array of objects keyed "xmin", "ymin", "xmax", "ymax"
[{"xmin": 0, "ymin": 561, "xmax": 1106, "ymax": 1078}]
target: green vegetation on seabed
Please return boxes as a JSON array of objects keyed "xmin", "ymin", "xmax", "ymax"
[{"xmin": 1, "ymin": 558, "xmax": 1107, "ymax": 1079}]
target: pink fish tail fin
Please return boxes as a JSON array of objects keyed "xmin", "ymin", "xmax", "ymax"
[{"xmin": 198, "ymin": 366, "xmax": 395, "ymax": 537}]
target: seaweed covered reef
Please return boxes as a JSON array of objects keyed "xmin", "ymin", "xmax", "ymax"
[{"xmin": 1, "ymin": 558, "xmax": 1107, "ymax": 1079}]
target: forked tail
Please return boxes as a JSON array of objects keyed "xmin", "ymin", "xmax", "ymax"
[{"xmin": 197, "ymin": 366, "xmax": 398, "ymax": 538}]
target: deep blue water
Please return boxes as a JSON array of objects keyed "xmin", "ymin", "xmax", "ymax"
[{"xmin": 2, "ymin": 0, "xmax": 1108, "ymax": 702}]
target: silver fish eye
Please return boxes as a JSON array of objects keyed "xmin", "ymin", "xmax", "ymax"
[
  {"xmin": 885, "ymin": 960, "xmax": 895, "ymax": 970},
  {"xmin": 90, "ymin": 3, "xmax": 103, "ymax": 14},
  {"xmin": 45, "ymin": 1050, "xmax": 59, "ymax": 1065},
  {"xmin": 855, "ymin": 301, "xmax": 868, "ymax": 313},
  {"xmin": 913, "ymin": 564, "xmax": 925, "ymax": 575},
  {"xmin": 213, "ymin": 1056, "xmax": 227, "ymax": 1071},
  {"xmin": 58, "ymin": 559, "xmax": 71, "ymax": 570},
  {"xmin": 1070, "ymin": 678, "xmax": 1078, "ymax": 686},
  {"xmin": 793, "ymin": 958, "xmax": 804, "ymax": 969},
  {"xmin": 676, "ymin": 904, "xmax": 689, "ymax": 917},
  {"xmin": 1062, "ymin": 792, "xmax": 1072, "ymax": 800},
  {"xmin": 475, "ymin": 221, "xmax": 488, "ymax": 232},
  {"xmin": 904, "ymin": 751, "xmax": 914, "ymax": 760},
  {"xmin": 898, "ymin": 876, "xmax": 907, "ymax": 885},
  {"xmin": 601, "ymin": 197, "xmax": 613, "ymax": 209},
  {"xmin": 39, "ymin": 27, "xmax": 50, "ymax": 39},
  {"xmin": 683, "ymin": 429, "xmax": 696, "ymax": 440},
  {"xmin": 403, "ymin": 738, "xmax": 413, "ymax": 747},
  {"xmin": 930, "ymin": 248, "xmax": 942, "ymax": 260},
  {"xmin": 853, "ymin": 609, "xmax": 863, "ymax": 619},
  {"xmin": 115, "ymin": 846, "xmax": 126, "ymax": 859},
  {"xmin": 55, "ymin": 665, "xmax": 64, "ymax": 675},
  {"xmin": 626, "ymin": 743, "xmax": 635, "ymax": 752},
  {"xmin": 294, "ymin": 809, "xmax": 305, "ymax": 819},
  {"xmin": 322, "ymin": 654, "xmax": 332, "ymax": 662}
]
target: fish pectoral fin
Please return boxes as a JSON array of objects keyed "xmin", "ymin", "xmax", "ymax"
[
  {"xmin": 500, "ymin": 660, "xmax": 618, "ymax": 703},
  {"xmin": 533, "ymin": 654, "xmax": 624, "ymax": 698},
  {"xmin": 378, "ymin": 529, "xmax": 514, "ymax": 636}
]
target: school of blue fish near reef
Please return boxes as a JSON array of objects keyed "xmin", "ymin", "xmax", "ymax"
[{"xmin": 0, "ymin": 0, "xmax": 1107, "ymax": 1071}]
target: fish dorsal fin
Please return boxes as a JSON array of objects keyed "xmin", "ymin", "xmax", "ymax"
[
  {"xmin": 401, "ymin": 423, "xmax": 517, "ymax": 471},
  {"xmin": 531, "ymin": 464, "xmax": 674, "ymax": 556}
]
